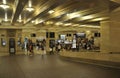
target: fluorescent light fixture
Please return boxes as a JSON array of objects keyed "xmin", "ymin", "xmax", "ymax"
[{"xmin": 48, "ymin": 10, "xmax": 55, "ymax": 14}]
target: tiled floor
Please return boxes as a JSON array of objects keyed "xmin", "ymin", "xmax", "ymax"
[{"xmin": 0, "ymin": 54, "xmax": 120, "ymax": 78}]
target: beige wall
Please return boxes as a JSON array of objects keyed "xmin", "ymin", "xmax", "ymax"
[
  {"xmin": 59, "ymin": 9, "xmax": 120, "ymax": 65},
  {"xmin": 0, "ymin": 29, "xmax": 7, "ymax": 52},
  {"xmin": 100, "ymin": 21, "xmax": 110, "ymax": 52},
  {"xmin": 0, "ymin": 29, "xmax": 22, "ymax": 53},
  {"xmin": 60, "ymin": 51, "xmax": 120, "ymax": 63},
  {"xmin": 101, "ymin": 10, "xmax": 120, "ymax": 53}
]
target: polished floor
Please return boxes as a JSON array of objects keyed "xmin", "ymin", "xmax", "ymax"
[{"xmin": 0, "ymin": 54, "xmax": 120, "ymax": 78}]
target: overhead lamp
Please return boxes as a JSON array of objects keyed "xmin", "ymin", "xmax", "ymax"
[
  {"xmin": 81, "ymin": 15, "xmax": 93, "ymax": 20},
  {"xmin": 67, "ymin": 13, "xmax": 81, "ymax": 19},
  {"xmin": 17, "ymin": 15, "xmax": 22, "ymax": 23},
  {"xmin": 31, "ymin": 20, "xmax": 35, "ymax": 23},
  {"xmin": 4, "ymin": 11, "xmax": 8, "ymax": 22},
  {"xmin": 46, "ymin": 21, "xmax": 53, "ymax": 25},
  {"xmin": 80, "ymin": 25, "xmax": 86, "ymax": 26},
  {"xmin": 26, "ymin": 7, "xmax": 34, "ymax": 12},
  {"xmin": 34, "ymin": 19, "xmax": 44, "ymax": 24},
  {"xmin": 91, "ymin": 17, "xmax": 109, "ymax": 21},
  {"xmin": 26, "ymin": 0, "xmax": 34, "ymax": 12},
  {"xmin": 48, "ymin": 10, "xmax": 55, "ymax": 14},
  {"xmin": 0, "ymin": 0, "xmax": 10, "ymax": 9},
  {"xmin": 55, "ymin": 22, "xmax": 63, "ymax": 25},
  {"xmin": 64, "ymin": 23, "xmax": 72, "ymax": 26},
  {"xmin": 0, "ymin": 4, "xmax": 10, "ymax": 9},
  {"xmin": 39, "ymin": 20, "xmax": 44, "ymax": 23},
  {"xmin": 79, "ymin": 25, "xmax": 100, "ymax": 28}
]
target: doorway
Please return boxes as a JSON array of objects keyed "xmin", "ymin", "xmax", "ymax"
[{"xmin": 9, "ymin": 38, "xmax": 16, "ymax": 54}]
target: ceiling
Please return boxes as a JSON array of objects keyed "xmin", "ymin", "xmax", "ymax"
[{"xmin": 0, "ymin": 0, "xmax": 120, "ymax": 29}]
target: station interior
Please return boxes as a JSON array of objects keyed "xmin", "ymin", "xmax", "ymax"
[{"xmin": 0, "ymin": 0, "xmax": 120, "ymax": 78}]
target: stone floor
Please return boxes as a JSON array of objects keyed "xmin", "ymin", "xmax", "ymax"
[{"xmin": 0, "ymin": 54, "xmax": 120, "ymax": 78}]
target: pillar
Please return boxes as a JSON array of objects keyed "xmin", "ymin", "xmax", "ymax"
[{"xmin": 100, "ymin": 10, "xmax": 120, "ymax": 53}]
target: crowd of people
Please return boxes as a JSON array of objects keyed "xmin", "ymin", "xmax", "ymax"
[
  {"xmin": 54, "ymin": 37, "xmax": 99, "ymax": 52},
  {"xmin": 20, "ymin": 36, "xmax": 99, "ymax": 56}
]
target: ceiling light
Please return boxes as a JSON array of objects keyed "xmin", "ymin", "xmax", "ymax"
[
  {"xmin": 17, "ymin": 15, "xmax": 23, "ymax": 22},
  {"xmin": 80, "ymin": 25, "xmax": 86, "ymax": 26},
  {"xmin": 28, "ymin": 0, "xmax": 32, "ymax": 7},
  {"xmin": 31, "ymin": 20, "xmax": 35, "ymax": 23},
  {"xmin": 86, "ymin": 30, "xmax": 91, "ymax": 33},
  {"xmin": 35, "ymin": 20, "xmax": 39, "ymax": 24},
  {"xmin": 91, "ymin": 17, "xmax": 109, "ymax": 21},
  {"xmin": 25, "ymin": 0, "xmax": 34, "ymax": 12},
  {"xmin": 3, "ymin": 0, "xmax": 7, "ymax": 4},
  {"xmin": 39, "ymin": 20, "xmax": 44, "ymax": 23},
  {"xmin": 67, "ymin": 13, "xmax": 81, "ymax": 19},
  {"xmin": 0, "ymin": 4, "xmax": 10, "ymax": 9},
  {"xmin": 48, "ymin": 10, "xmax": 55, "ymax": 14},
  {"xmin": 81, "ymin": 15, "xmax": 93, "ymax": 20},
  {"xmin": 26, "ymin": 7, "xmax": 34, "ymax": 12},
  {"xmin": 4, "ymin": 11, "xmax": 8, "ymax": 22},
  {"xmin": 79, "ymin": 25, "xmax": 100, "ymax": 28},
  {"xmin": 46, "ymin": 21, "xmax": 53, "ymax": 25},
  {"xmin": 64, "ymin": 23, "xmax": 72, "ymax": 26},
  {"xmin": 55, "ymin": 22, "xmax": 63, "ymax": 25}
]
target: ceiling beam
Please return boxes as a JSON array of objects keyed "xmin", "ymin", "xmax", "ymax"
[
  {"xmin": 23, "ymin": 0, "xmax": 58, "ymax": 25},
  {"xmin": 12, "ymin": 0, "xmax": 28, "ymax": 25}
]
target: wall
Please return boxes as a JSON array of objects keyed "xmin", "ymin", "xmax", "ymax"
[
  {"xmin": 0, "ymin": 29, "xmax": 7, "ymax": 52},
  {"xmin": 0, "ymin": 29, "xmax": 22, "ymax": 53},
  {"xmin": 100, "ymin": 10, "xmax": 120, "ymax": 53},
  {"xmin": 60, "ymin": 51, "xmax": 120, "ymax": 64}
]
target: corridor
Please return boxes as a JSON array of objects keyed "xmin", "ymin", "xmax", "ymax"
[{"xmin": 0, "ymin": 55, "xmax": 120, "ymax": 78}]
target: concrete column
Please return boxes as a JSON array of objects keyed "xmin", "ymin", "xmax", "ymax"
[
  {"xmin": 100, "ymin": 21, "xmax": 110, "ymax": 53},
  {"xmin": 100, "ymin": 11, "xmax": 120, "ymax": 53}
]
